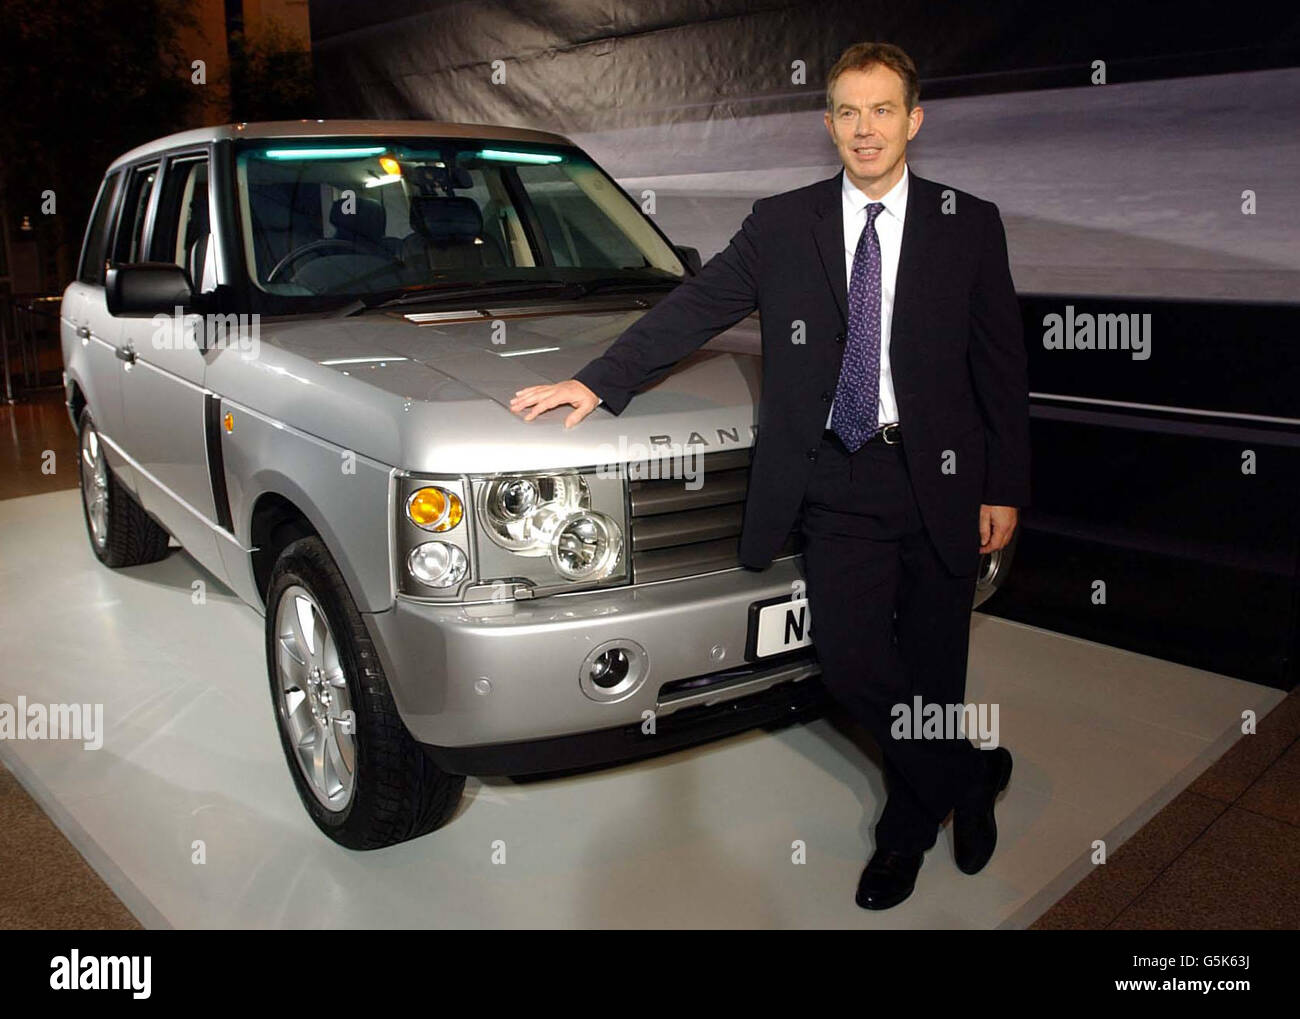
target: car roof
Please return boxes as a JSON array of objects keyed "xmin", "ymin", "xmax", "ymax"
[{"xmin": 107, "ymin": 120, "xmax": 578, "ymax": 171}]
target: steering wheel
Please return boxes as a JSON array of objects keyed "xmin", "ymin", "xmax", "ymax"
[{"xmin": 267, "ymin": 238, "xmax": 377, "ymax": 284}]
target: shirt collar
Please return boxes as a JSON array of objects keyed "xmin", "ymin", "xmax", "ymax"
[{"xmin": 841, "ymin": 162, "xmax": 909, "ymax": 221}]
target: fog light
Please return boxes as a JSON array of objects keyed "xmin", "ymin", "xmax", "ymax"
[
  {"xmin": 407, "ymin": 541, "xmax": 468, "ymax": 588},
  {"xmin": 589, "ymin": 647, "xmax": 631, "ymax": 689},
  {"xmin": 550, "ymin": 511, "xmax": 622, "ymax": 581},
  {"xmin": 579, "ymin": 638, "xmax": 647, "ymax": 702}
]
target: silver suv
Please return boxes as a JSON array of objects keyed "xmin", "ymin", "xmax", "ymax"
[{"xmin": 61, "ymin": 121, "xmax": 1015, "ymax": 848}]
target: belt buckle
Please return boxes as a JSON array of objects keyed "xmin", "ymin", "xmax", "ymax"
[{"xmin": 881, "ymin": 423, "xmax": 901, "ymax": 445}]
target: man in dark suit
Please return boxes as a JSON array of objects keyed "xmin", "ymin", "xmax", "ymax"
[{"xmin": 510, "ymin": 41, "xmax": 1029, "ymax": 910}]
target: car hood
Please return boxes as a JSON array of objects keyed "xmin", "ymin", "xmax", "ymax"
[{"xmin": 207, "ymin": 297, "xmax": 762, "ymax": 473}]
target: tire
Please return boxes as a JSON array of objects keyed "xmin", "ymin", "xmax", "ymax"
[
  {"xmin": 265, "ymin": 535, "xmax": 465, "ymax": 849},
  {"xmin": 77, "ymin": 407, "xmax": 171, "ymax": 568}
]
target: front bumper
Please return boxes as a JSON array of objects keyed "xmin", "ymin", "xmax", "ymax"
[
  {"xmin": 423, "ymin": 672, "xmax": 825, "ymax": 776},
  {"xmin": 362, "ymin": 556, "xmax": 823, "ymax": 772}
]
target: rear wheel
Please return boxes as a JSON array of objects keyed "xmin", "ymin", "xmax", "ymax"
[
  {"xmin": 265, "ymin": 535, "xmax": 465, "ymax": 849},
  {"xmin": 77, "ymin": 407, "xmax": 171, "ymax": 568}
]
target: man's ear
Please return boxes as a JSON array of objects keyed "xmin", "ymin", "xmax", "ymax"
[{"xmin": 907, "ymin": 104, "xmax": 924, "ymax": 141}]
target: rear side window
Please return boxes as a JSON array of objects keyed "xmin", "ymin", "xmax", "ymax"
[
  {"xmin": 78, "ymin": 172, "xmax": 121, "ymax": 285},
  {"xmin": 112, "ymin": 163, "xmax": 159, "ymax": 265}
]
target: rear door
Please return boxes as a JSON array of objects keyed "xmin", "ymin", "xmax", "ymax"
[{"xmin": 63, "ymin": 170, "xmax": 135, "ymax": 481}]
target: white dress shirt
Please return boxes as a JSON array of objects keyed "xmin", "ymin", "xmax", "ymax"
[{"xmin": 826, "ymin": 163, "xmax": 907, "ymax": 428}]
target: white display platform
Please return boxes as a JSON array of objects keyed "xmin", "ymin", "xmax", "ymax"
[{"xmin": 0, "ymin": 491, "xmax": 1282, "ymax": 928}]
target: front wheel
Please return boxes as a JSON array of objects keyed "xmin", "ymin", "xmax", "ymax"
[{"xmin": 265, "ymin": 535, "xmax": 465, "ymax": 849}]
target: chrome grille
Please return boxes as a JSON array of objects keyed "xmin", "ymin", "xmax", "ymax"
[{"xmin": 627, "ymin": 448, "xmax": 802, "ymax": 583}]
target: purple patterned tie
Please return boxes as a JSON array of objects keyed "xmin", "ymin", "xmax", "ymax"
[{"xmin": 830, "ymin": 201, "xmax": 885, "ymax": 452}]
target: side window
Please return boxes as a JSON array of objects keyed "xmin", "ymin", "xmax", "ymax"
[
  {"xmin": 78, "ymin": 172, "xmax": 121, "ymax": 285},
  {"xmin": 111, "ymin": 163, "xmax": 159, "ymax": 265},
  {"xmin": 151, "ymin": 156, "xmax": 213, "ymax": 290}
]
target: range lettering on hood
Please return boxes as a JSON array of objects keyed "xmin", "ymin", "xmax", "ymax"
[{"xmin": 648, "ymin": 424, "xmax": 758, "ymax": 448}]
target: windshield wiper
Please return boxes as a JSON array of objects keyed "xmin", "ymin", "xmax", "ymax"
[
  {"xmin": 343, "ymin": 275, "xmax": 680, "ymax": 316},
  {"xmin": 351, "ymin": 279, "xmax": 582, "ymax": 313},
  {"xmin": 566, "ymin": 276, "xmax": 680, "ymax": 297}
]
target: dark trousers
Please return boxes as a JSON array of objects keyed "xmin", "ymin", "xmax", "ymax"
[{"xmin": 800, "ymin": 429, "xmax": 984, "ymax": 853}]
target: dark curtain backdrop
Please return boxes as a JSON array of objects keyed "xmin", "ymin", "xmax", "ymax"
[{"xmin": 309, "ymin": 0, "xmax": 1300, "ymax": 131}]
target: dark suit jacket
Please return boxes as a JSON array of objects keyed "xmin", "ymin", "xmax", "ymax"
[{"xmin": 574, "ymin": 168, "xmax": 1031, "ymax": 577}]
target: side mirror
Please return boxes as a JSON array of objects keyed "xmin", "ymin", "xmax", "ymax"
[
  {"xmin": 673, "ymin": 245, "xmax": 702, "ymax": 274},
  {"xmin": 106, "ymin": 262, "xmax": 194, "ymax": 317}
]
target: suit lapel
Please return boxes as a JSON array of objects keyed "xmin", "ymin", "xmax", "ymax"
[
  {"xmin": 811, "ymin": 169, "xmax": 848, "ymax": 328},
  {"xmin": 890, "ymin": 171, "xmax": 936, "ymax": 370}
]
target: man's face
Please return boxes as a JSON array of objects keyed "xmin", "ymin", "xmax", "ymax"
[{"xmin": 824, "ymin": 64, "xmax": 923, "ymax": 195}]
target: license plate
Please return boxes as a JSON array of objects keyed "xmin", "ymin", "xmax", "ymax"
[{"xmin": 745, "ymin": 595, "xmax": 814, "ymax": 659}]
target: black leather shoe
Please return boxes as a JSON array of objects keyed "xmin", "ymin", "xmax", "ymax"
[
  {"xmin": 855, "ymin": 848, "xmax": 924, "ymax": 910},
  {"xmin": 953, "ymin": 746, "xmax": 1013, "ymax": 875}
]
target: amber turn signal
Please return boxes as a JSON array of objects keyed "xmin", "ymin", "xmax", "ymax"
[{"xmin": 406, "ymin": 486, "xmax": 463, "ymax": 532}]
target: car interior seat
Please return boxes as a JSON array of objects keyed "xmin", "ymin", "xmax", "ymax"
[
  {"xmin": 401, "ymin": 196, "xmax": 507, "ymax": 272},
  {"xmin": 329, "ymin": 197, "xmax": 400, "ymax": 258}
]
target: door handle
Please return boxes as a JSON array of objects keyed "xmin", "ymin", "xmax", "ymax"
[
  {"xmin": 114, "ymin": 344, "xmax": 136, "ymax": 365},
  {"xmin": 76, "ymin": 325, "xmax": 90, "ymax": 339}
]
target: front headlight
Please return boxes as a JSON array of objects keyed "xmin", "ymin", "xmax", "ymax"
[
  {"xmin": 477, "ymin": 472, "xmax": 589, "ymax": 554},
  {"xmin": 471, "ymin": 469, "xmax": 628, "ymax": 593},
  {"xmin": 550, "ymin": 511, "xmax": 622, "ymax": 581},
  {"xmin": 394, "ymin": 468, "xmax": 628, "ymax": 600}
]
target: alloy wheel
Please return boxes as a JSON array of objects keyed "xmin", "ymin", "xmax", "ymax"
[
  {"xmin": 79, "ymin": 425, "xmax": 109, "ymax": 551},
  {"xmin": 273, "ymin": 585, "xmax": 357, "ymax": 811}
]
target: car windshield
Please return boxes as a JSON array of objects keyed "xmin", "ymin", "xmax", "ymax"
[{"xmin": 233, "ymin": 137, "xmax": 685, "ymax": 309}]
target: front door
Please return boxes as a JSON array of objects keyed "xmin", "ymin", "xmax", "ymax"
[{"xmin": 115, "ymin": 151, "xmax": 228, "ymax": 582}]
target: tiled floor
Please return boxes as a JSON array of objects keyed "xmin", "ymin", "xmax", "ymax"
[
  {"xmin": 1033, "ymin": 691, "xmax": 1300, "ymax": 929},
  {"xmin": 0, "ymin": 390, "xmax": 79, "ymax": 501},
  {"xmin": 0, "ymin": 392, "xmax": 1295, "ymax": 928}
]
